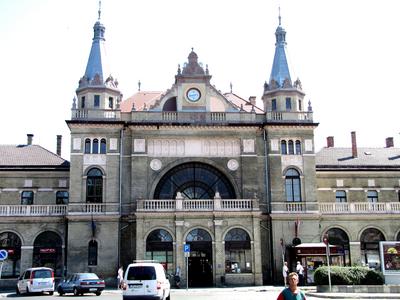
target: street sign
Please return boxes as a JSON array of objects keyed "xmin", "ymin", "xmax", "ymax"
[
  {"xmin": 183, "ymin": 244, "xmax": 190, "ymax": 253},
  {"xmin": 0, "ymin": 250, "xmax": 8, "ymax": 261}
]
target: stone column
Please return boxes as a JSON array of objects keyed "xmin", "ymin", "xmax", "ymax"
[
  {"xmin": 252, "ymin": 215, "xmax": 263, "ymax": 285},
  {"xmin": 213, "ymin": 219, "xmax": 224, "ymax": 286},
  {"xmin": 349, "ymin": 241, "xmax": 362, "ymax": 265},
  {"xmin": 136, "ymin": 218, "xmax": 145, "ymax": 260},
  {"xmin": 175, "ymin": 221, "xmax": 185, "ymax": 285},
  {"xmin": 20, "ymin": 245, "xmax": 33, "ymax": 272}
]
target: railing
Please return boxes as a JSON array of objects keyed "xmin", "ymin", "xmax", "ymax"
[
  {"xmin": 0, "ymin": 205, "xmax": 67, "ymax": 216},
  {"xmin": 265, "ymin": 111, "xmax": 313, "ymax": 122},
  {"xmin": 136, "ymin": 198, "xmax": 258, "ymax": 212},
  {"xmin": 68, "ymin": 203, "xmax": 120, "ymax": 215},
  {"xmin": 271, "ymin": 202, "xmax": 400, "ymax": 214},
  {"xmin": 71, "ymin": 109, "xmax": 121, "ymax": 120}
]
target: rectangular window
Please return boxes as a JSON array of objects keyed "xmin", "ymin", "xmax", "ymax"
[
  {"xmin": 335, "ymin": 190, "xmax": 347, "ymax": 203},
  {"xmin": 94, "ymin": 95, "xmax": 100, "ymax": 107},
  {"xmin": 108, "ymin": 97, "xmax": 113, "ymax": 108},
  {"xmin": 286, "ymin": 97, "xmax": 292, "ymax": 110},
  {"xmin": 367, "ymin": 190, "xmax": 378, "ymax": 203},
  {"xmin": 21, "ymin": 191, "xmax": 34, "ymax": 205},
  {"xmin": 81, "ymin": 96, "xmax": 85, "ymax": 108},
  {"xmin": 298, "ymin": 99, "xmax": 302, "ymax": 111},
  {"xmin": 271, "ymin": 99, "xmax": 277, "ymax": 111}
]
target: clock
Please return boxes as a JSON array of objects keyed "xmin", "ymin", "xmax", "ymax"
[{"xmin": 186, "ymin": 88, "xmax": 201, "ymax": 102}]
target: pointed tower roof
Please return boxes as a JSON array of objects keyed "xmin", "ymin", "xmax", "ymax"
[
  {"xmin": 268, "ymin": 12, "xmax": 292, "ymax": 89},
  {"xmin": 77, "ymin": 3, "xmax": 117, "ymax": 90}
]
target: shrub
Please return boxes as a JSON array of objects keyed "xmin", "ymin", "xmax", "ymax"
[{"xmin": 314, "ymin": 266, "xmax": 384, "ymax": 285}]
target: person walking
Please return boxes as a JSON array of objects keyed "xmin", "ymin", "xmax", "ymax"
[
  {"xmin": 282, "ymin": 261, "xmax": 289, "ymax": 287},
  {"xmin": 296, "ymin": 261, "xmax": 305, "ymax": 286},
  {"xmin": 117, "ymin": 266, "xmax": 124, "ymax": 289},
  {"xmin": 174, "ymin": 265, "xmax": 181, "ymax": 288},
  {"xmin": 276, "ymin": 272, "xmax": 307, "ymax": 300}
]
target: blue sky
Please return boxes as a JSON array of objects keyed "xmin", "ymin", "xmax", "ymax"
[{"xmin": 1, "ymin": 0, "xmax": 399, "ymax": 158}]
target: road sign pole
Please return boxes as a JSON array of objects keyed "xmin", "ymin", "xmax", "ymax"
[
  {"xmin": 0, "ymin": 261, "xmax": 3, "ymax": 279},
  {"xmin": 186, "ymin": 256, "xmax": 188, "ymax": 291}
]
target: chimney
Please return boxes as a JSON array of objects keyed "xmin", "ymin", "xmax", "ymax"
[
  {"xmin": 351, "ymin": 131, "xmax": 357, "ymax": 158},
  {"xmin": 386, "ymin": 137, "xmax": 394, "ymax": 148},
  {"xmin": 327, "ymin": 136, "xmax": 334, "ymax": 148},
  {"xmin": 27, "ymin": 134, "xmax": 34, "ymax": 145},
  {"xmin": 56, "ymin": 135, "xmax": 62, "ymax": 156},
  {"xmin": 248, "ymin": 96, "xmax": 256, "ymax": 105}
]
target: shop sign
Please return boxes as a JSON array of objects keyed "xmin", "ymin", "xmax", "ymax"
[{"xmin": 39, "ymin": 248, "xmax": 56, "ymax": 253}]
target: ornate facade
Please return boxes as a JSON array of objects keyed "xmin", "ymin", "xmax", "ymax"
[{"xmin": 0, "ymin": 9, "xmax": 399, "ymax": 288}]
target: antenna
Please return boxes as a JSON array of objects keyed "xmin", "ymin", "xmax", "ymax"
[
  {"xmin": 98, "ymin": 0, "xmax": 102, "ymax": 20},
  {"xmin": 278, "ymin": 6, "xmax": 281, "ymax": 26},
  {"xmin": 138, "ymin": 80, "xmax": 141, "ymax": 92}
]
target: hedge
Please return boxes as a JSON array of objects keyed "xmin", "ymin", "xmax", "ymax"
[{"xmin": 314, "ymin": 266, "xmax": 384, "ymax": 285}]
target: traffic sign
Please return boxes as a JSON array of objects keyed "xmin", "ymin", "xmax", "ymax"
[
  {"xmin": 0, "ymin": 250, "xmax": 8, "ymax": 261},
  {"xmin": 183, "ymin": 244, "xmax": 190, "ymax": 253}
]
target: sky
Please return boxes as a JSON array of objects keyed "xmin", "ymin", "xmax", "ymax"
[{"xmin": 0, "ymin": 0, "xmax": 399, "ymax": 159}]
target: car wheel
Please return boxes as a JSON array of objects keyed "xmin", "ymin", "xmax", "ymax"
[
  {"xmin": 49, "ymin": 291, "xmax": 54, "ymax": 295},
  {"xmin": 95, "ymin": 292, "xmax": 101, "ymax": 296},
  {"xmin": 73, "ymin": 287, "xmax": 79, "ymax": 296},
  {"xmin": 58, "ymin": 287, "xmax": 64, "ymax": 296}
]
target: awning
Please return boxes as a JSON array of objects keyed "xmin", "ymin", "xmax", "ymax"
[{"xmin": 294, "ymin": 243, "xmax": 343, "ymax": 256}]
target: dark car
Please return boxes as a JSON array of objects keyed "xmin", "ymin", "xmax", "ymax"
[{"xmin": 57, "ymin": 273, "xmax": 105, "ymax": 296}]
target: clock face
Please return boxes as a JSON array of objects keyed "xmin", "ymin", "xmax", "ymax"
[{"xmin": 186, "ymin": 88, "xmax": 201, "ymax": 102}]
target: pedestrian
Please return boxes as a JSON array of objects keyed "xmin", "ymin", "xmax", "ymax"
[
  {"xmin": 117, "ymin": 266, "xmax": 124, "ymax": 289},
  {"xmin": 276, "ymin": 272, "xmax": 307, "ymax": 300},
  {"xmin": 282, "ymin": 261, "xmax": 289, "ymax": 287},
  {"xmin": 296, "ymin": 261, "xmax": 305, "ymax": 286},
  {"xmin": 174, "ymin": 265, "xmax": 181, "ymax": 288}
]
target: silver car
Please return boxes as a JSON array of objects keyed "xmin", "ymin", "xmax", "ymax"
[
  {"xmin": 57, "ymin": 273, "xmax": 105, "ymax": 296},
  {"xmin": 16, "ymin": 267, "xmax": 55, "ymax": 295}
]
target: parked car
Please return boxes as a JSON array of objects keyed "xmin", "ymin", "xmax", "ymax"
[
  {"xmin": 57, "ymin": 273, "xmax": 105, "ymax": 296},
  {"xmin": 16, "ymin": 267, "xmax": 55, "ymax": 295},
  {"xmin": 122, "ymin": 262, "xmax": 170, "ymax": 300}
]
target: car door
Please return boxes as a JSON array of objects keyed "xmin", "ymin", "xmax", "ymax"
[
  {"xmin": 66, "ymin": 275, "xmax": 76, "ymax": 292},
  {"xmin": 19, "ymin": 270, "xmax": 30, "ymax": 293}
]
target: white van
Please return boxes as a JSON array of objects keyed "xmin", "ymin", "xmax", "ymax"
[
  {"xmin": 16, "ymin": 267, "xmax": 55, "ymax": 295},
  {"xmin": 122, "ymin": 262, "xmax": 170, "ymax": 300}
]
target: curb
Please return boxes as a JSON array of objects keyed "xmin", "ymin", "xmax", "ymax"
[{"xmin": 306, "ymin": 292, "xmax": 400, "ymax": 299}]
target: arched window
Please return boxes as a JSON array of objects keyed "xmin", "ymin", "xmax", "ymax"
[
  {"xmin": 288, "ymin": 140, "xmax": 294, "ymax": 155},
  {"xmin": 162, "ymin": 97, "xmax": 177, "ymax": 111},
  {"xmin": 88, "ymin": 240, "xmax": 98, "ymax": 266},
  {"xmin": 146, "ymin": 229, "xmax": 173, "ymax": 273},
  {"xmin": 285, "ymin": 168, "xmax": 301, "ymax": 202},
  {"xmin": 295, "ymin": 140, "xmax": 301, "ymax": 154},
  {"xmin": 154, "ymin": 163, "xmax": 235, "ymax": 199},
  {"xmin": 84, "ymin": 139, "xmax": 91, "ymax": 154},
  {"xmin": 92, "ymin": 139, "xmax": 99, "ymax": 154},
  {"xmin": 360, "ymin": 228, "xmax": 385, "ymax": 269},
  {"xmin": 56, "ymin": 191, "xmax": 69, "ymax": 204},
  {"xmin": 281, "ymin": 140, "xmax": 287, "ymax": 155},
  {"xmin": 21, "ymin": 191, "xmax": 34, "ymax": 205},
  {"xmin": 335, "ymin": 190, "xmax": 347, "ymax": 203},
  {"xmin": 186, "ymin": 229, "xmax": 212, "ymax": 242},
  {"xmin": 225, "ymin": 228, "xmax": 252, "ymax": 273},
  {"xmin": 397, "ymin": 231, "xmax": 400, "ymax": 241},
  {"xmin": 100, "ymin": 139, "xmax": 107, "ymax": 154},
  {"xmin": 86, "ymin": 168, "xmax": 103, "ymax": 203},
  {"xmin": 0, "ymin": 232, "xmax": 21, "ymax": 278},
  {"xmin": 33, "ymin": 231, "xmax": 62, "ymax": 276},
  {"xmin": 326, "ymin": 228, "xmax": 350, "ymax": 265},
  {"xmin": 367, "ymin": 190, "xmax": 378, "ymax": 203},
  {"xmin": 298, "ymin": 99, "xmax": 302, "ymax": 111}
]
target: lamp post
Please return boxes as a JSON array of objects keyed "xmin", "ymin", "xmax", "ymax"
[{"xmin": 323, "ymin": 234, "xmax": 332, "ymax": 292}]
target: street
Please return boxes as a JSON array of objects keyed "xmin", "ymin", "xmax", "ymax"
[{"xmin": 1, "ymin": 287, "xmax": 384, "ymax": 300}]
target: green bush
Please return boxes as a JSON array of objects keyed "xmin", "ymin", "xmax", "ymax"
[{"xmin": 314, "ymin": 266, "xmax": 384, "ymax": 285}]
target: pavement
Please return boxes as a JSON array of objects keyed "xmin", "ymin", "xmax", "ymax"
[{"xmin": 1, "ymin": 286, "xmax": 400, "ymax": 299}]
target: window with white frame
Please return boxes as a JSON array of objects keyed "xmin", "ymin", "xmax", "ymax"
[{"xmin": 84, "ymin": 138, "xmax": 107, "ymax": 154}]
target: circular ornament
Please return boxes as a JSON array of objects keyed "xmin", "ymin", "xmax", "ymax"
[
  {"xmin": 150, "ymin": 159, "xmax": 162, "ymax": 171},
  {"xmin": 186, "ymin": 88, "xmax": 201, "ymax": 102},
  {"xmin": 227, "ymin": 159, "xmax": 239, "ymax": 171}
]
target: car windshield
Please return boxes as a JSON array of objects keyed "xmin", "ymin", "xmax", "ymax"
[
  {"xmin": 33, "ymin": 270, "xmax": 52, "ymax": 278},
  {"xmin": 127, "ymin": 266, "xmax": 156, "ymax": 280},
  {"xmin": 79, "ymin": 273, "xmax": 99, "ymax": 279}
]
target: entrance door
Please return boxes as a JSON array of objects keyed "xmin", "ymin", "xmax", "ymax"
[
  {"xmin": 186, "ymin": 229, "xmax": 213, "ymax": 287},
  {"xmin": 188, "ymin": 247, "xmax": 213, "ymax": 287}
]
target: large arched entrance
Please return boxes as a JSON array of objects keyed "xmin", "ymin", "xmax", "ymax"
[
  {"xmin": 33, "ymin": 231, "xmax": 63, "ymax": 276},
  {"xmin": 145, "ymin": 229, "xmax": 173, "ymax": 274},
  {"xmin": 186, "ymin": 228, "xmax": 213, "ymax": 287},
  {"xmin": 360, "ymin": 228, "xmax": 385, "ymax": 270},
  {"xmin": 0, "ymin": 232, "xmax": 21, "ymax": 278},
  {"xmin": 154, "ymin": 162, "xmax": 236, "ymax": 199},
  {"xmin": 326, "ymin": 228, "xmax": 350, "ymax": 265}
]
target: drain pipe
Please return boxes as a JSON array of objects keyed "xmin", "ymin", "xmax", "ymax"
[
  {"xmin": 117, "ymin": 127, "xmax": 124, "ymax": 270},
  {"xmin": 263, "ymin": 128, "xmax": 274, "ymax": 283}
]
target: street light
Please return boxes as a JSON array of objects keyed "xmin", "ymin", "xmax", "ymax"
[{"xmin": 323, "ymin": 234, "xmax": 332, "ymax": 292}]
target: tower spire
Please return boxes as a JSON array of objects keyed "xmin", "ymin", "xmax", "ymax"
[
  {"xmin": 278, "ymin": 6, "xmax": 281, "ymax": 26},
  {"xmin": 98, "ymin": 0, "xmax": 102, "ymax": 20}
]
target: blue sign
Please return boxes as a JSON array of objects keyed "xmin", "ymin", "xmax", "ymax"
[
  {"xmin": 183, "ymin": 244, "xmax": 190, "ymax": 253},
  {"xmin": 0, "ymin": 250, "xmax": 8, "ymax": 261}
]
